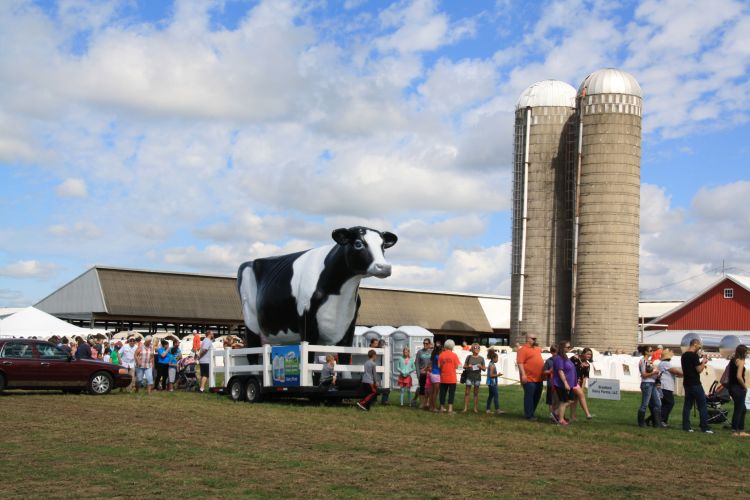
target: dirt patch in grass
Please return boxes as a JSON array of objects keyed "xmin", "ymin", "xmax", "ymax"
[{"xmin": 1, "ymin": 388, "xmax": 748, "ymax": 498}]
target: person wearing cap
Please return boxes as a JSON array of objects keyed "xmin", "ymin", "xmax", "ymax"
[
  {"xmin": 656, "ymin": 348, "xmax": 682, "ymax": 426},
  {"xmin": 517, "ymin": 335, "xmax": 544, "ymax": 420},
  {"xmin": 119, "ymin": 337, "xmax": 138, "ymax": 392}
]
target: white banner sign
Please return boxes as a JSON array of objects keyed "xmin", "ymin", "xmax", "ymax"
[{"xmin": 588, "ymin": 378, "xmax": 621, "ymax": 400}]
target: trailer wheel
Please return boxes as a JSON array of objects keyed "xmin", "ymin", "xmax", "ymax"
[
  {"xmin": 229, "ymin": 377, "xmax": 245, "ymax": 402},
  {"xmin": 245, "ymin": 378, "xmax": 262, "ymax": 403}
]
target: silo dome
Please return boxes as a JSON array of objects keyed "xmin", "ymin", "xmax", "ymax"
[
  {"xmin": 578, "ymin": 68, "xmax": 642, "ymax": 97},
  {"xmin": 516, "ymin": 80, "xmax": 576, "ymax": 110}
]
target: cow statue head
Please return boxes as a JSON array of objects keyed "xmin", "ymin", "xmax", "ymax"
[{"xmin": 331, "ymin": 226, "xmax": 397, "ymax": 278}]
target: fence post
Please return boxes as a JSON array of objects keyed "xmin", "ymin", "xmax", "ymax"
[
  {"xmin": 383, "ymin": 346, "xmax": 391, "ymax": 389},
  {"xmin": 223, "ymin": 348, "xmax": 231, "ymax": 388},
  {"xmin": 300, "ymin": 342, "xmax": 309, "ymax": 387},
  {"xmin": 263, "ymin": 344, "xmax": 271, "ymax": 387}
]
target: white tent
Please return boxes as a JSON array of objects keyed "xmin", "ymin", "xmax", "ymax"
[{"xmin": 0, "ymin": 306, "xmax": 89, "ymax": 339}]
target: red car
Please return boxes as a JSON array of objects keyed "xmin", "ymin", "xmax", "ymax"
[{"xmin": 0, "ymin": 339, "xmax": 132, "ymax": 395}]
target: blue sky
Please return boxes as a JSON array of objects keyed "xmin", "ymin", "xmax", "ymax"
[{"xmin": 1, "ymin": 0, "xmax": 749, "ymax": 306}]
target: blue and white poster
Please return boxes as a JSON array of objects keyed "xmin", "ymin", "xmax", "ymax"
[{"xmin": 271, "ymin": 345, "xmax": 301, "ymax": 387}]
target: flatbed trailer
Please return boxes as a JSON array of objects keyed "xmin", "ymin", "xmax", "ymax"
[{"xmin": 208, "ymin": 342, "xmax": 391, "ymax": 403}]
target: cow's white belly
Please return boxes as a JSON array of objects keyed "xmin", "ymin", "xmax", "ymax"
[
  {"xmin": 316, "ymin": 277, "xmax": 360, "ymax": 345},
  {"xmin": 264, "ymin": 330, "xmax": 303, "ymax": 345}
]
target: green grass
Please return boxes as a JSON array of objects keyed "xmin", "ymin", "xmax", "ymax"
[{"xmin": 1, "ymin": 385, "xmax": 748, "ymax": 499}]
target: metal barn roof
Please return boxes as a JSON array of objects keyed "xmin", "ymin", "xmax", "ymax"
[
  {"xmin": 35, "ymin": 266, "xmax": 497, "ymax": 333},
  {"xmin": 359, "ymin": 287, "xmax": 492, "ymax": 332}
]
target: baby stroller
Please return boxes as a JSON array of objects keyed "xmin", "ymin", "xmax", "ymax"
[
  {"xmin": 705, "ymin": 381, "xmax": 730, "ymax": 424},
  {"xmin": 176, "ymin": 356, "xmax": 198, "ymax": 392}
]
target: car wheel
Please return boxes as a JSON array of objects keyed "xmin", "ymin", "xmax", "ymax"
[
  {"xmin": 89, "ymin": 372, "xmax": 113, "ymax": 395},
  {"xmin": 0, "ymin": 373, "xmax": 5, "ymax": 392},
  {"xmin": 245, "ymin": 378, "xmax": 262, "ymax": 403},
  {"xmin": 229, "ymin": 377, "xmax": 245, "ymax": 402}
]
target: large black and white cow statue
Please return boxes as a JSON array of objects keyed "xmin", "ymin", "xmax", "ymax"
[{"xmin": 237, "ymin": 226, "xmax": 397, "ymax": 347}]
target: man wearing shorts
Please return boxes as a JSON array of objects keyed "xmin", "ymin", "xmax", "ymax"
[
  {"xmin": 198, "ymin": 330, "xmax": 215, "ymax": 393},
  {"xmin": 134, "ymin": 336, "xmax": 154, "ymax": 394},
  {"xmin": 118, "ymin": 337, "xmax": 138, "ymax": 392}
]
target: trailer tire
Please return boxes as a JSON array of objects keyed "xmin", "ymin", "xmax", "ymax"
[
  {"xmin": 229, "ymin": 377, "xmax": 245, "ymax": 402},
  {"xmin": 245, "ymin": 378, "xmax": 262, "ymax": 403}
]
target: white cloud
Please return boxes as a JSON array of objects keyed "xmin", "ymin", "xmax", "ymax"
[
  {"xmin": 386, "ymin": 243, "xmax": 512, "ymax": 294},
  {"xmin": 624, "ymin": 0, "xmax": 750, "ymax": 137},
  {"xmin": 56, "ymin": 178, "xmax": 87, "ymax": 198},
  {"xmin": 47, "ymin": 222, "xmax": 102, "ymax": 239},
  {"xmin": 640, "ymin": 181, "xmax": 750, "ymax": 298},
  {"xmin": 376, "ymin": 0, "xmax": 452, "ymax": 54},
  {"xmin": 0, "ymin": 288, "xmax": 28, "ymax": 307},
  {"xmin": 418, "ymin": 58, "xmax": 498, "ymax": 115},
  {"xmin": 0, "ymin": 260, "xmax": 61, "ymax": 280},
  {"xmin": 161, "ymin": 240, "xmax": 313, "ymax": 274},
  {"xmin": 0, "ymin": 1, "xmax": 748, "ymax": 303}
]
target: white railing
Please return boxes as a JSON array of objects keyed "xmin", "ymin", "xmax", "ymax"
[{"xmin": 209, "ymin": 342, "xmax": 391, "ymax": 390}]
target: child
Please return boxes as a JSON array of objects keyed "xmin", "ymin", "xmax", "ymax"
[
  {"xmin": 357, "ymin": 350, "xmax": 379, "ymax": 411},
  {"xmin": 396, "ymin": 347, "xmax": 416, "ymax": 406},
  {"xmin": 320, "ymin": 354, "xmax": 337, "ymax": 390},
  {"xmin": 486, "ymin": 350, "xmax": 503, "ymax": 414}
]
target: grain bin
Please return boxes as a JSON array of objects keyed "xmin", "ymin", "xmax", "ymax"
[
  {"xmin": 510, "ymin": 80, "xmax": 577, "ymax": 348},
  {"xmin": 572, "ymin": 68, "xmax": 642, "ymax": 352}
]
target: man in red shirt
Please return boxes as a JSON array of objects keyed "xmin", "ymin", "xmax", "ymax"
[{"xmin": 517, "ymin": 335, "xmax": 544, "ymax": 420}]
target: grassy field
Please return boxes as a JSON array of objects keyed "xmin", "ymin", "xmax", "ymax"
[{"xmin": 1, "ymin": 385, "xmax": 749, "ymax": 499}]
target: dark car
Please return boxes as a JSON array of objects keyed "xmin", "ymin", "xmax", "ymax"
[{"xmin": 0, "ymin": 339, "xmax": 132, "ymax": 395}]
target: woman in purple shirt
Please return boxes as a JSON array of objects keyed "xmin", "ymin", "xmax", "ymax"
[{"xmin": 552, "ymin": 341, "xmax": 577, "ymax": 426}]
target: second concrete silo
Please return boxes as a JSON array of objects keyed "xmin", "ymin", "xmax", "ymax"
[
  {"xmin": 510, "ymin": 80, "xmax": 577, "ymax": 348},
  {"xmin": 572, "ymin": 68, "xmax": 642, "ymax": 352}
]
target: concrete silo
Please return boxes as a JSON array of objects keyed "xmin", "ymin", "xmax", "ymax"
[
  {"xmin": 510, "ymin": 80, "xmax": 577, "ymax": 348},
  {"xmin": 571, "ymin": 68, "xmax": 642, "ymax": 352}
]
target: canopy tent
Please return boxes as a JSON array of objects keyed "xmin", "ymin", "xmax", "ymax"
[{"xmin": 0, "ymin": 306, "xmax": 89, "ymax": 339}]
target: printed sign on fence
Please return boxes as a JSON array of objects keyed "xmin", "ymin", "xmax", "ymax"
[
  {"xmin": 271, "ymin": 345, "xmax": 301, "ymax": 387},
  {"xmin": 587, "ymin": 378, "xmax": 620, "ymax": 400}
]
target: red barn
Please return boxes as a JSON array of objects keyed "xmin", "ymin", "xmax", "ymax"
[{"xmin": 652, "ymin": 275, "xmax": 750, "ymax": 331}]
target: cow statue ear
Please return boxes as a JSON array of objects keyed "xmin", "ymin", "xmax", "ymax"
[
  {"xmin": 332, "ymin": 228, "xmax": 354, "ymax": 245},
  {"xmin": 381, "ymin": 232, "xmax": 398, "ymax": 249}
]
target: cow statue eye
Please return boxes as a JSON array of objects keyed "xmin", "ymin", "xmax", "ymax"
[{"xmin": 353, "ymin": 240, "xmax": 364, "ymax": 250}]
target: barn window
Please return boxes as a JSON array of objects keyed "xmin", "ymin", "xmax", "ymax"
[{"xmin": 724, "ymin": 288, "xmax": 734, "ymax": 299}]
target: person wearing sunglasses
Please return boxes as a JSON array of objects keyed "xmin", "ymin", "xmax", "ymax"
[{"xmin": 414, "ymin": 339, "xmax": 433, "ymax": 409}]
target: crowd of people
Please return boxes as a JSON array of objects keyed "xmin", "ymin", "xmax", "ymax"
[
  {"xmin": 638, "ymin": 338, "xmax": 748, "ymax": 436},
  {"xmin": 353, "ymin": 334, "xmax": 594, "ymax": 421},
  {"xmin": 47, "ymin": 330, "xmax": 222, "ymax": 395},
  {"xmin": 45, "ymin": 329, "xmax": 748, "ymax": 434},
  {"xmin": 352, "ymin": 334, "xmax": 747, "ymax": 437}
]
